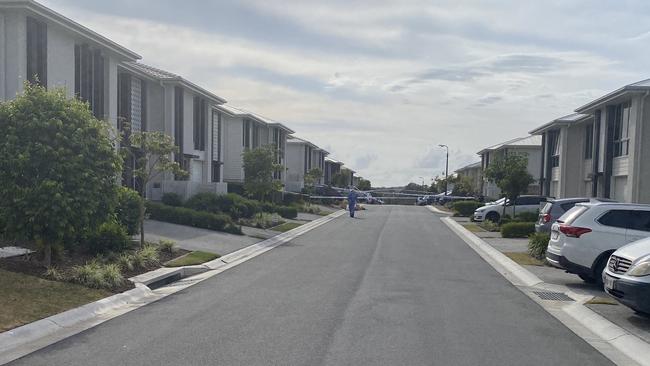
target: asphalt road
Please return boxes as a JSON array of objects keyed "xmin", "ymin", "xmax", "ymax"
[{"xmin": 9, "ymin": 206, "xmax": 613, "ymax": 366}]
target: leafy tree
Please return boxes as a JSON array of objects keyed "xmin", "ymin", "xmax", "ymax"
[
  {"xmin": 304, "ymin": 168, "xmax": 323, "ymax": 193},
  {"xmin": 484, "ymin": 154, "xmax": 535, "ymax": 216},
  {"xmin": 331, "ymin": 172, "xmax": 349, "ymax": 188},
  {"xmin": 125, "ymin": 130, "xmax": 188, "ymax": 247},
  {"xmin": 357, "ymin": 178, "xmax": 371, "ymax": 191},
  {"xmin": 452, "ymin": 176, "xmax": 477, "ymax": 197},
  {"xmin": 0, "ymin": 84, "xmax": 121, "ymax": 266},
  {"xmin": 243, "ymin": 145, "xmax": 283, "ymax": 201}
]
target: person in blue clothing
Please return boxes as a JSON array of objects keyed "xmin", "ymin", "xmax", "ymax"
[{"xmin": 347, "ymin": 189, "xmax": 359, "ymax": 218}]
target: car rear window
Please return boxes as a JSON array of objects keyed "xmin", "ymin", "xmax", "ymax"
[
  {"xmin": 557, "ymin": 205, "xmax": 588, "ymax": 225},
  {"xmin": 559, "ymin": 202, "xmax": 579, "ymax": 212},
  {"xmin": 540, "ymin": 202, "xmax": 552, "ymax": 214}
]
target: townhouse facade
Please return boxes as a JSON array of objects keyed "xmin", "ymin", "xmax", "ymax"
[
  {"xmin": 284, "ymin": 136, "xmax": 328, "ymax": 193},
  {"xmin": 217, "ymin": 104, "xmax": 293, "ymax": 187},
  {"xmin": 454, "ymin": 161, "xmax": 482, "ymax": 194},
  {"xmin": 478, "ymin": 135, "xmax": 542, "ymax": 199},
  {"xmin": 324, "ymin": 157, "xmax": 343, "ymax": 186},
  {"xmin": 531, "ymin": 80, "xmax": 650, "ymax": 203}
]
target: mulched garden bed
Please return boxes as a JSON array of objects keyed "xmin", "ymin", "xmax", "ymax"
[{"xmin": 0, "ymin": 242, "xmax": 190, "ymax": 294}]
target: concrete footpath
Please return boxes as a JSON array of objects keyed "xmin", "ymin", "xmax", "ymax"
[
  {"xmin": 439, "ymin": 214, "xmax": 650, "ymax": 366},
  {"xmin": 0, "ymin": 210, "xmax": 346, "ymax": 365}
]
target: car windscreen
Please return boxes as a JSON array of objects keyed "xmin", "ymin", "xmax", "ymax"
[{"xmin": 556, "ymin": 205, "xmax": 588, "ymax": 225}]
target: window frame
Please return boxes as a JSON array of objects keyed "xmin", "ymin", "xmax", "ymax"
[
  {"xmin": 584, "ymin": 122, "xmax": 594, "ymax": 159},
  {"xmin": 613, "ymin": 102, "xmax": 631, "ymax": 157},
  {"xmin": 26, "ymin": 17, "xmax": 47, "ymax": 87}
]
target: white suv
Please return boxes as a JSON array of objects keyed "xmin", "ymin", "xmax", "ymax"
[
  {"xmin": 546, "ymin": 202, "xmax": 650, "ymax": 283},
  {"xmin": 473, "ymin": 196, "xmax": 547, "ymax": 222}
]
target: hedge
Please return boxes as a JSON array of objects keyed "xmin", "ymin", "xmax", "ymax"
[
  {"xmin": 161, "ymin": 192, "xmax": 184, "ymax": 207},
  {"xmin": 501, "ymin": 222, "xmax": 536, "ymax": 238},
  {"xmin": 184, "ymin": 192, "xmax": 259, "ymax": 219},
  {"xmin": 146, "ymin": 202, "xmax": 242, "ymax": 235},
  {"xmin": 528, "ymin": 232, "xmax": 550, "ymax": 259},
  {"xmin": 452, "ymin": 200, "xmax": 483, "ymax": 217}
]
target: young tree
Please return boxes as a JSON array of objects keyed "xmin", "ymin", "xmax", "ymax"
[
  {"xmin": 126, "ymin": 130, "xmax": 188, "ymax": 247},
  {"xmin": 452, "ymin": 176, "xmax": 477, "ymax": 197},
  {"xmin": 0, "ymin": 84, "xmax": 121, "ymax": 266},
  {"xmin": 243, "ymin": 145, "xmax": 283, "ymax": 201},
  {"xmin": 304, "ymin": 168, "xmax": 323, "ymax": 193},
  {"xmin": 331, "ymin": 172, "xmax": 349, "ymax": 188},
  {"xmin": 357, "ymin": 178, "xmax": 372, "ymax": 191},
  {"xmin": 484, "ymin": 154, "xmax": 535, "ymax": 217}
]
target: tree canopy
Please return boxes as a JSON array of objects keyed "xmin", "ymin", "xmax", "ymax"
[
  {"xmin": 484, "ymin": 154, "xmax": 535, "ymax": 203},
  {"xmin": 243, "ymin": 145, "xmax": 283, "ymax": 201}
]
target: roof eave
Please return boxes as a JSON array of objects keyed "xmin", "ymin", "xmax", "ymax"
[
  {"xmin": 575, "ymin": 86, "xmax": 650, "ymax": 113},
  {"xmin": 2, "ymin": 0, "xmax": 141, "ymax": 61}
]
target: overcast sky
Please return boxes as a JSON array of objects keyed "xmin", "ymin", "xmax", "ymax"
[{"xmin": 42, "ymin": 0, "xmax": 650, "ymax": 187}]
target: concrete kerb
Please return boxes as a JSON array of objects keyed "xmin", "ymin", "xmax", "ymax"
[
  {"xmin": 440, "ymin": 216, "xmax": 650, "ymax": 366},
  {"xmin": 426, "ymin": 205, "xmax": 452, "ymax": 215},
  {"xmin": 0, "ymin": 209, "xmax": 346, "ymax": 365}
]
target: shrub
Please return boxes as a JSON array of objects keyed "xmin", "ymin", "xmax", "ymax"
[
  {"xmin": 479, "ymin": 220, "xmax": 500, "ymax": 232},
  {"xmin": 275, "ymin": 206, "xmax": 298, "ymax": 219},
  {"xmin": 452, "ymin": 201, "xmax": 483, "ymax": 217},
  {"xmin": 133, "ymin": 245, "xmax": 160, "ymax": 269},
  {"xmin": 501, "ymin": 222, "xmax": 536, "ymax": 238},
  {"xmin": 529, "ymin": 232, "xmax": 550, "ymax": 260},
  {"xmin": 117, "ymin": 253, "xmax": 135, "ymax": 271},
  {"xmin": 71, "ymin": 260, "xmax": 125, "ymax": 289},
  {"xmin": 158, "ymin": 239, "xmax": 176, "ymax": 254},
  {"xmin": 87, "ymin": 221, "xmax": 132, "ymax": 254},
  {"xmin": 185, "ymin": 192, "xmax": 259, "ymax": 219},
  {"xmin": 44, "ymin": 266, "xmax": 66, "ymax": 281},
  {"xmin": 515, "ymin": 211, "xmax": 539, "ymax": 222},
  {"xmin": 243, "ymin": 213, "xmax": 284, "ymax": 229},
  {"xmin": 161, "ymin": 192, "xmax": 184, "ymax": 207},
  {"xmin": 146, "ymin": 202, "xmax": 242, "ymax": 235},
  {"xmin": 116, "ymin": 187, "xmax": 142, "ymax": 235}
]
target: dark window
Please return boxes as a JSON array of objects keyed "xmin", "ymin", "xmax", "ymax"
[
  {"xmin": 613, "ymin": 103, "xmax": 631, "ymax": 157},
  {"xmin": 598, "ymin": 210, "xmax": 635, "ymax": 229},
  {"xmin": 304, "ymin": 146, "xmax": 309, "ymax": 173},
  {"xmin": 141, "ymin": 80, "xmax": 147, "ymax": 132},
  {"xmin": 193, "ymin": 97, "xmax": 206, "ymax": 151},
  {"xmin": 560, "ymin": 202, "xmax": 582, "ymax": 212},
  {"xmin": 174, "ymin": 87, "xmax": 184, "ymax": 180},
  {"xmin": 26, "ymin": 17, "xmax": 47, "ymax": 87},
  {"xmin": 243, "ymin": 120, "xmax": 251, "ymax": 149},
  {"xmin": 74, "ymin": 44, "xmax": 105, "ymax": 119},
  {"xmin": 584, "ymin": 123, "xmax": 594, "ymax": 159},
  {"xmin": 117, "ymin": 73, "xmax": 131, "ymax": 132},
  {"xmin": 629, "ymin": 211, "xmax": 650, "ymax": 232},
  {"xmin": 212, "ymin": 161, "xmax": 221, "ymax": 182},
  {"xmin": 548, "ymin": 130, "xmax": 560, "ymax": 168}
]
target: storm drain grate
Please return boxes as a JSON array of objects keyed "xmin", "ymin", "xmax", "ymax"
[{"xmin": 533, "ymin": 291, "xmax": 574, "ymax": 302}]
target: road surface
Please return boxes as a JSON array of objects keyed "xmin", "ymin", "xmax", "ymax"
[{"xmin": 8, "ymin": 206, "xmax": 612, "ymax": 366}]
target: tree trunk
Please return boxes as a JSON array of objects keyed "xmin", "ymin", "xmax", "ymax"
[
  {"xmin": 41, "ymin": 239, "xmax": 52, "ymax": 268},
  {"xmin": 139, "ymin": 200, "xmax": 146, "ymax": 248}
]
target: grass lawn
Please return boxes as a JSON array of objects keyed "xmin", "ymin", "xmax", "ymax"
[
  {"xmin": 271, "ymin": 222, "xmax": 303, "ymax": 232},
  {"xmin": 504, "ymin": 252, "xmax": 545, "ymax": 266},
  {"xmin": 0, "ymin": 269, "xmax": 111, "ymax": 332},
  {"xmin": 461, "ymin": 223, "xmax": 486, "ymax": 233},
  {"xmin": 165, "ymin": 251, "xmax": 220, "ymax": 267}
]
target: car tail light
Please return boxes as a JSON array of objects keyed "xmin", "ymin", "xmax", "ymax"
[
  {"xmin": 542, "ymin": 214, "xmax": 552, "ymax": 223},
  {"xmin": 559, "ymin": 224, "xmax": 592, "ymax": 238}
]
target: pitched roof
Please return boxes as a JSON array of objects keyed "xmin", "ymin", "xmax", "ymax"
[
  {"xmin": 576, "ymin": 78, "xmax": 650, "ymax": 113},
  {"xmin": 122, "ymin": 62, "xmax": 226, "ymax": 104},
  {"xmin": 477, "ymin": 135, "xmax": 542, "ymax": 154},
  {"xmin": 287, "ymin": 136, "xmax": 329, "ymax": 154},
  {"xmin": 0, "ymin": 0, "xmax": 140, "ymax": 60},
  {"xmin": 529, "ymin": 113, "xmax": 591, "ymax": 135},
  {"xmin": 214, "ymin": 104, "xmax": 295, "ymax": 133},
  {"xmin": 455, "ymin": 161, "xmax": 481, "ymax": 173}
]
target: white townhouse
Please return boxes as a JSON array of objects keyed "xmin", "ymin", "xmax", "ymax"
[
  {"xmin": 117, "ymin": 62, "xmax": 228, "ymax": 200},
  {"xmin": 454, "ymin": 161, "xmax": 482, "ymax": 194},
  {"xmin": 478, "ymin": 135, "xmax": 542, "ymax": 199},
  {"xmin": 284, "ymin": 136, "xmax": 329, "ymax": 193},
  {"xmin": 0, "ymin": 0, "xmax": 140, "ymax": 129},
  {"xmin": 215, "ymin": 104, "xmax": 294, "ymax": 187},
  {"xmin": 530, "ymin": 113, "xmax": 592, "ymax": 199},
  {"xmin": 530, "ymin": 80, "xmax": 650, "ymax": 203},
  {"xmin": 324, "ymin": 157, "xmax": 343, "ymax": 186}
]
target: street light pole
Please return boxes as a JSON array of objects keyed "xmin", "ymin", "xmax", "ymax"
[
  {"xmin": 419, "ymin": 176, "xmax": 425, "ymax": 191},
  {"xmin": 438, "ymin": 144, "xmax": 449, "ymax": 196}
]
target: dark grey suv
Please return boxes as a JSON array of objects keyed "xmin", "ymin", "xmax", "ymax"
[{"xmin": 535, "ymin": 198, "xmax": 615, "ymax": 233}]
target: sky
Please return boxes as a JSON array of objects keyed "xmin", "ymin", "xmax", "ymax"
[{"xmin": 42, "ymin": 0, "xmax": 650, "ymax": 187}]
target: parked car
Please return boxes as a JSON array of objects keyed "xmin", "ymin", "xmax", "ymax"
[
  {"xmin": 546, "ymin": 202, "xmax": 650, "ymax": 284},
  {"xmin": 603, "ymin": 237, "xmax": 650, "ymax": 315},
  {"xmin": 473, "ymin": 195, "xmax": 547, "ymax": 223},
  {"xmin": 536, "ymin": 198, "xmax": 615, "ymax": 233},
  {"xmin": 364, "ymin": 193, "xmax": 384, "ymax": 205}
]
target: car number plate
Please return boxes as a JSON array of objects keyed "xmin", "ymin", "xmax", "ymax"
[{"xmin": 604, "ymin": 276, "xmax": 616, "ymax": 290}]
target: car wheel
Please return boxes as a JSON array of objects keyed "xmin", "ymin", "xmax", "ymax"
[
  {"xmin": 485, "ymin": 212, "xmax": 500, "ymax": 223},
  {"xmin": 592, "ymin": 257, "xmax": 609, "ymax": 285},
  {"xmin": 578, "ymin": 274, "xmax": 596, "ymax": 283}
]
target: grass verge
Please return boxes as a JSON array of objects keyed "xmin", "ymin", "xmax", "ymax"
[
  {"xmin": 0, "ymin": 269, "xmax": 111, "ymax": 332},
  {"xmin": 271, "ymin": 222, "xmax": 303, "ymax": 232},
  {"xmin": 461, "ymin": 223, "xmax": 486, "ymax": 233},
  {"xmin": 164, "ymin": 251, "xmax": 220, "ymax": 267},
  {"xmin": 504, "ymin": 252, "xmax": 545, "ymax": 266}
]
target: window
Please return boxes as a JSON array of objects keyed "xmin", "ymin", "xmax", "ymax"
[
  {"xmin": 26, "ymin": 17, "xmax": 47, "ymax": 87},
  {"xmin": 548, "ymin": 131, "xmax": 560, "ymax": 168},
  {"xmin": 74, "ymin": 45, "xmax": 105, "ymax": 119},
  {"xmin": 193, "ymin": 97, "xmax": 206, "ymax": 151},
  {"xmin": 212, "ymin": 161, "xmax": 221, "ymax": 183},
  {"xmin": 598, "ymin": 210, "xmax": 635, "ymax": 229},
  {"xmin": 629, "ymin": 211, "xmax": 650, "ymax": 232},
  {"xmin": 584, "ymin": 123, "xmax": 594, "ymax": 159},
  {"xmin": 304, "ymin": 146, "xmax": 309, "ymax": 173},
  {"xmin": 211, "ymin": 110, "xmax": 222, "ymax": 183},
  {"xmin": 613, "ymin": 103, "xmax": 630, "ymax": 157},
  {"xmin": 243, "ymin": 120, "xmax": 251, "ymax": 149},
  {"xmin": 252, "ymin": 124, "xmax": 260, "ymax": 148}
]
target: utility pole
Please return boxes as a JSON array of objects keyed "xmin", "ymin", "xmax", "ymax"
[{"xmin": 439, "ymin": 144, "xmax": 449, "ymax": 196}]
